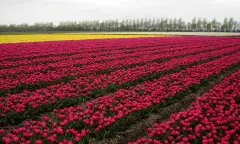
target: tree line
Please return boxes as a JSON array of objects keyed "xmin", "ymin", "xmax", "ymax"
[{"xmin": 0, "ymin": 17, "xmax": 240, "ymax": 33}]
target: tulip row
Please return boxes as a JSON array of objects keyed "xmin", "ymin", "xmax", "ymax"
[
  {"xmin": 1, "ymin": 37, "xmax": 216, "ymax": 68},
  {"xmin": 1, "ymin": 40, "xmax": 239, "ymax": 91},
  {"xmin": 3, "ymin": 37, "xmax": 237, "ymax": 71},
  {"xmin": 1, "ymin": 36, "xmax": 223, "ymax": 72},
  {"xmin": 0, "ymin": 40, "xmax": 175, "ymax": 68},
  {"xmin": 131, "ymin": 69, "xmax": 240, "ymax": 144},
  {"xmin": 0, "ymin": 37, "xmax": 181, "ymax": 62},
  {"xmin": 1, "ymin": 50, "xmax": 239, "ymax": 143},
  {"xmin": 0, "ymin": 37, "xmax": 214, "ymax": 60},
  {"xmin": 0, "ymin": 34, "xmax": 168, "ymax": 44},
  {"xmin": 0, "ymin": 39, "xmax": 218, "ymax": 75},
  {"xmin": 1, "ymin": 45, "xmax": 239, "ymax": 125}
]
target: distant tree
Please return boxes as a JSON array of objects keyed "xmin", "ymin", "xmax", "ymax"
[
  {"xmin": 211, "ymin": 19, "xmax": 217, "ymax": 32},
  {"xmin": 187, "ymin": 22, "xmax": 191, "ymax": 31},
  {"xmin": 178, "ymin": 17, "xmax": 184, "ymax": 31},
  {"xmin": 202, "ymin": 18, "xmax": 208, "ymax": 31},
  {"xmin": 155, "ymin": 18, "xmax": 160, "ymax": 31},
  {"xmin": 191, "ymin": 17, "xmax": 197, "ymax": 31},
  {"xmin": 164, "ymin": 18, "xmax": 169, "ymax": 31},
  {"xmin": 132, "ymin": 19, "xmax": 136, "ymax": 31},
  {"xmin": 233, "ymin": 21, "xmax": 238, "ymax": 32},
  {"xmin": 197, "ymin": 18, "xmax": 202, "ymax": 31},
  {"xmin": 159, "ymin": 18, "xmax": 164, "ymax": 31},
  {"xmin": 173, "ymin": 18, "xmax": 178, "ymax": 31},
  {"xmin": 1, "ymin": 17, "xmax": 239, "ymax": 32},
  {"xmin": 207, "ymin": 22, "xmax": 212, "ymax": 31},
  {"xmin": 169, "ymin": 18, "xmax": 173, "ymax": 31},
  {"xmin": 222, "ymin": 17, "xmax": 228, "ymax": 32},
  {"xmin": 140, "ymin": 18, "xmax": 144, "ymax": 30},
  {"xmin": 228, "ymin": 17, "xmax": 234, "ymax": 32},
  {"xmin": 0, "ymin": 25, "xmax": 8, "ymax": 32},
  {"xmin": 237, "ymin": 22, "xmax": 240, "ymax": 32},
  {"xmin": 136, "ymin": 18, "xmax": 140, "ymax": 31},
  {"xmin": 151, "ymin": 18, "xmax": 156, "ymax": 30},
  {"xmin": 120, "ymin": 20, "xmax": 125, "ymax": 31},
  {"xmin": 216, "ymin": 22, "xmax": 222, "ymax": 31}
]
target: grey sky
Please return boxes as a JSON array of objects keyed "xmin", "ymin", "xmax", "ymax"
[{"xmin": 0, "ymin": 0, "xmax": 239, "ymax": 25}]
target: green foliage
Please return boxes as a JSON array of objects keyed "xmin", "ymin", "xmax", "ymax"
[{"xmin": 1, "ymin": 17, "xmax": 240, "ymax": 33}]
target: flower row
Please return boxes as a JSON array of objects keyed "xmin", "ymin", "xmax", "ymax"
[
  {"xmin": 0, "ymin": 37, "xmax": 211, "ymax": 60},
  {"xmin": 4, "ymin": 35, "xmax": 221, "ymax": 69},
  {"xmin": 1, "ymin": 49, "xmax": 239, "ymax": 143},
  {"xmin": 1, "ymin": 40, "xmax": 238, "ymax": 91},
  {"xmin": 0, "ymin": 40, "xmax": 210, "ymax": 76},
  {"xmin": 0, "ymin": 37, "xmax": 177, "ymax": 61},
  {"xmin": 0, "ymin": 37, "xmax": 213, "ymax": 69},
  {"xmin": 1, "ymin": 45, "xmax": 239, "ymax": 123},
  {"xmin": 131, "ymin": 69, "xmax": 240, "ymax": 144},
  {"xmin": 0, "ymin": 39, "xmax": 177, "ymax": 68},
  {"xmin": 0, "ymin": 34, "xmax": 167, "ymax": 44}
]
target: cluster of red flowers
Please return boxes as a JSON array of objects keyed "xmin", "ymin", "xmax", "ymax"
[
  {"xmin": 1, "ymin": 37, "xmax": 199, "ymax": 89},
  {"xmin": 1, "ymin": 37, "xmax": 239, "ymax": 90},
  {"xmin": 131, "ymin": 69, "xmax": 240, "ymax": 144},
  {"xmin": 0, "ymin": 37, "xmax": 221, "ymax": 61},
  {"xmin": 1, "ymin": 44, "xmax": 239, "ymax": 119},
  {"xmin": 0, "ymin": 36, "xmax": 239, "ymax": 143}
]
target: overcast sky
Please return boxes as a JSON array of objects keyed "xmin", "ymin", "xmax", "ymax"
[{"xmin": 0, "ymin": 0, "xmax": 240, "ymax": 25}]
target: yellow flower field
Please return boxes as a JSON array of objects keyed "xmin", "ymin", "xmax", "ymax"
[{"xmin": 0, "ymin": 34, "xmax": 167, "ymax": 44}]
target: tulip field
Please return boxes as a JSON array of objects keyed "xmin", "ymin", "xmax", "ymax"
[
  {"xmin": 0, "ymin": 34, "xmax": 166, "ymax": 44},
  {"xmin": 0, "ymin": 35, "xmax": 240, "ymax": 144}
]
